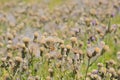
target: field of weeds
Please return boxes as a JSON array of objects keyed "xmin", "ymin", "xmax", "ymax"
[{"xmin": 0, "ymin": 0, "xmax": 120, "ymax": 80}]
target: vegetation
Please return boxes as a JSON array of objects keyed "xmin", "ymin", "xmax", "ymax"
[{"xmin": 0, "ymin": 0, "xmax": 120, "ymax": 80}]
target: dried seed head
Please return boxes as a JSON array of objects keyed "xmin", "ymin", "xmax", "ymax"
[
  {"xmin": 7, "ymin": 44, "xmax": 12, "ymax": 50},
  {"xmin": 48, "ymin": 68, "xmax": 54, "ymax": 77},
  {"xmin": 35, "ymin": 76, "xmax": 40, "ymax": 80},
  {"xmin": 117, "ymin": 69, "xmax": 120, "ymax": 76},
  {"xmin": 79, "ymin": 50, "xmax": 83, "ymax": 55},
  {"xmin": 23, "ymin": 37, "xmax": 30, "ymax": 43},
  {"xmin": 79, "ymin": 41, "xmax": 84, "ymax": 48},
  {"xmin": 48, "ymin": 68, "xmax": 53, "ymax": 73},
  {"xmin": 56, "ymin": 62, "xmax": 61, "ymax": 68},
  {"xmin": 103, "ymin": 45, "xmax": 109, "ymax": 51},
  {"xmin": 87, "ymin": 72, "xmax": 92, "ymax": 77},
  {"xmin": 97, "ymin": 63, "xmax": 103, "ymax": 68},
  {"xmin": 60, "ymin": 44, "xmax": 65, "ymax": 49},
  {"xmin": 7, "ymin": 52, "xmax": 12, "ymax": 59},
  {"xmin": 1, "ymin": 57, "xmax": 6, "ymax": 62},
  {"xmin": 57, "ymin": 53, "xmax": 62, "ymax": 60},
  {"xmin": 8, "ymin": 40, "xmax": 13, "ymax": 44},
  {"xmin": 94, "ymin": 47, "xmax": 100, "ymax": 53},
  {"xmin": 46, "ymin": 76, "xmax": 51, "ymax": 80},
  {"xmin": 3, "ymin": 73, "xmax": 10, "ymax": 80},
  {"xmin": 34, "ymin": 31, "xmax": 39, "ymax": 38},
  {"xmin": 23, "ymin": 66, "xmax": 27, "ymax": 71},
  {"xmin": 70, "ymin": 37, "xmax": 77, "ymax": 43},
  {"xmin": 100, "ymin": 67, "xmax": 106, "ymax": 74},
  {"xmin": 20, "ymin": 43, "xmax": 26, "ymax": 49},
  {"xmin": 23, "ymin": 37, "xmax": 30, "ymax": 47},
  {"xmin": 15, "ymin": 56, "xmax": 23, "ymax": 63},
  {"xmin": 0, "ymin": 42, "xmax": 3, "ymax": 47},
  {"xmin": 90, "ymin": 9, "xmax": 96, "ymax": 15},
  {"xmin": 117, "ymin": 51, "xmax": 120, "ymax": 60},
  {"xmin": 7, "ymin": 33, "xmax": 13, "ymax": 40},
  {"xmin": 109, "ymin": 59, "xmax": 116, "ymax": 66},
  {"xmin": 66, "ymin": 45, "xmax": 72, "ymax": 50},
  {"xmin": 40, "ymin": 47, "xmax": 45, "ymax": 52},
  {"xmin": 109, "ymin": 67, "xmax": 115, "ymax": 74},
  {"xmin": 87, "ymin": 52, "xmax": 92, "ymax": 58}
]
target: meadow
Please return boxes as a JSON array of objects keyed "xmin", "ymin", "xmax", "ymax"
[{"xmin": 0, "ymin": 0, "xmax": 120, "ymax": 80}]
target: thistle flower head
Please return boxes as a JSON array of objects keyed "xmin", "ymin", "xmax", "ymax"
[
  {"xmin": 7, "ymin": 33, "xmax": 13, "ymax": 40},
  {"xmin": 109, "ymin": 67, "xmax": 116, "ymax": 74},
  {"xmin": 97, "ymin": 63, "xmax": 103, "ymax": 68},
  {"xmin": 66, "ymin": 45, "xmax": 72, "ymax": 50},
  {"xmin": 22, "ymin": 37, "xmax": 30, "ymax": 47},
  {"xmin": 1, "ymin": 57, "xmax": 6, "ymax": 62},
  {"xmin": 34, "ymin": 31, "xmax": 39, "ymax": 38},
  {"xmin": 117, "ymin": 51, "xmax": 120, "ymax": 60},
  {"xmin": 109, "ymin": 59, "xmax": 116, "ymax": 66},
  {"xmin": 117, "ymin": 69, "xmax": 120, "ymax": 76},
  {"xmin": 7, "ymin": 52, "xmax": 12, "ymax": 59},
  {"xmin": 103, "ymin": 45, "xmax": 109, "ymax": 51},
  {"xmin": 94, "ymin": 47, "xmax": 100, "ymax": 53},
  {"xmin": 46, "ymin": 76, "xmax": 51, "ymax": 80},
  {"xmin": 70, "ymin": 37, "xmax": 77, "ymax": 43},
  {"xmin": 15, "ymin": 56, "xmax": 23, "ymax": 63}
]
